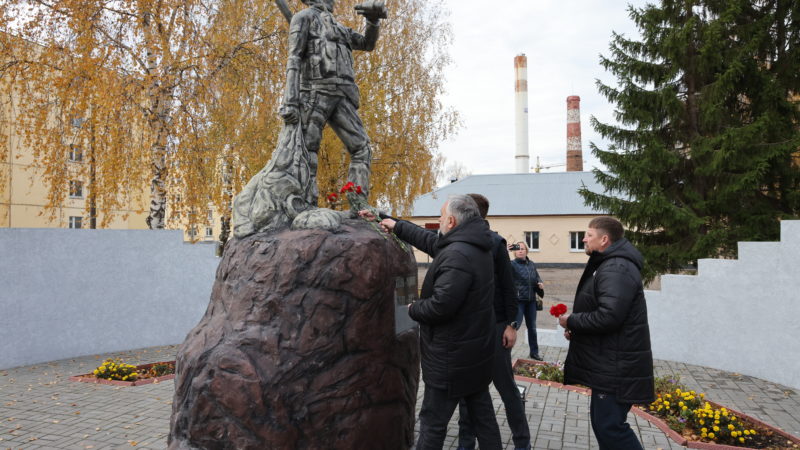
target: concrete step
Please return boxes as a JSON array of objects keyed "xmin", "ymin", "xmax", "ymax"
[
  {"xmin": 737, "ymin": 241, "xmax": 781, "ymax": 262},
  {"xmin": 780, "ymin": 220, "xmax": 800, "ymax": 253},
  {"xmin": 696, "ymin": 258, "xmax": 738, "ymax": 278},
  {"xmin": 781, "ymin": 219, "xmax": 800, "ymax": 236},
  {"xmin": 658, "ymin": 273, "xmax": 699, "ymax": 297}
]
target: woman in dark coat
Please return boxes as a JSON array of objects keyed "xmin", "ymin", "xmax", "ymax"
[{"xmin": 509, "ymin": 241, "xmax": 544, "ymax": 360}]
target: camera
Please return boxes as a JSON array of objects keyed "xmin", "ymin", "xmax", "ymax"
[{"xmin": 509, "ymin": 244, "xmax": 521, "ymax": 251}]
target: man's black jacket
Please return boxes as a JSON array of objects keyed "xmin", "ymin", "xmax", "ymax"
[
  {"xmin": 394, "ymin": 216, "xmax": 496, "ymax": 398},
  {"xmin": 489, "ymin": 231, "xmax": 517, "ymax": 325},
  {"xmin": 564, "ymin": 238, "xmax": 655, "ymax": 404}
]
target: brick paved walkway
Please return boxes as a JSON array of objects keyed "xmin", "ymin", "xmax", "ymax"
[{"xmin": 1, "ymin": 343, "xmax": 797, "ymax": 449}]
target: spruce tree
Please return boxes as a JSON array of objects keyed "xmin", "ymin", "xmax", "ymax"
[{"xmin": 582, "ymin": 0, "xmax": 800, "ymax": 278}]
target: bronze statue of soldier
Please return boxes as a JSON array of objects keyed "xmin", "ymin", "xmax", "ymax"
[
  {"xmin": 231, "ymin": 0, "xmax": 387, "ymax": 238},
  {"xmin": 279, "ymin": 0, "xmax": 387, "ymax": 199}
]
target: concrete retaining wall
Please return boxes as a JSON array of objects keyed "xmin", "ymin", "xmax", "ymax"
[
  {"xmin": 538, "ymin": 220, "xmax": 800, "ymax": 390},
  {"xmin": 0, "ymin": 229, "xmax": 219, "ymax": 370}
]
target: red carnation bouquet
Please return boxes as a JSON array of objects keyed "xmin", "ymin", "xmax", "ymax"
[
  {"xmin": 333, "ymin": 181, "xmax": 407, "ymax": 252},
  {"xmin": 549, "ymin": 303, "xmax": 568, "ymax": 318}
]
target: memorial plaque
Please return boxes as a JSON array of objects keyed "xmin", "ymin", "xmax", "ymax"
[{"xmin": 395, "ymin": 274, "xmax": 418, "ymax": 334}]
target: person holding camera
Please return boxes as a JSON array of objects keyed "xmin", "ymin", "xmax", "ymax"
[{"xmin": 509, "ymin": 241, "xmax": 544, "ymax": 361}]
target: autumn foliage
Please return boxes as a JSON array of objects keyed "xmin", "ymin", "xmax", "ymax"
[{"xmin": 0, "ymin": 0, "xmax": 457, "ymax": 234}]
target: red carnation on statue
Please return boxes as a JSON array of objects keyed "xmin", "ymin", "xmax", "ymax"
[
  {"xmin": 550, "ymin": 303, "xmax": 568, "ymax": 318},
  {"xmin": 356, "ymin": 185, "xmax": 363, "ymax": 194},
  {"xmin": 326, "ymin": 193, "xmax": 338, "ymax": 202},
  {"xmin": 340, "ymin": 181, "xmax": 356, "ymax": 193}
]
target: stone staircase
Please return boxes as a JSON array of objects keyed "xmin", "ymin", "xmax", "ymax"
[{"xmin": 648, "ymin": 220, "xmax": 799, "ymax": 389}]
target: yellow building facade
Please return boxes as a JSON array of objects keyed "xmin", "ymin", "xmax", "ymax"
[
  {"xmin": 0, "ymin": 42, "xmax": 222, "ymax": 241},
  {"xmin": 0, "ymin": 90, "xmax": 150, "ymax": 230}
]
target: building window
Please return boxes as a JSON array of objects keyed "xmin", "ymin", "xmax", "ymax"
[
  {"xmin": 188, "ymin": 226, "xmax": 198, "ymax": 238},
  {"xmin": 69, "ymin": 180, "xmax": 83, "ymax": 198},
  {"xmin": 68, "ymin": 216, "xmax": 82, "ymax": 229},
  {"xmin": 524, "ymin": 231, "xmax": 540, "ymax": 251},
  {"xmin": 207, "ymin": 209, "xmax": 214, "ymax": 224},
  {"xmin": 68, "ymin": 145, "xmax": 83, "ymax": 162},
  {"xmin": 205, "ymin": 227, "xmax": 214, "ymax": 238},
  {"xmin": 570, "ymin": 231, "xmax": 585, "ymax": 251}
]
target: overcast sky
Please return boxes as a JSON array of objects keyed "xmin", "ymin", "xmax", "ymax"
[{"xmin": 436, "ymin": 0, "xmax": 650, "ymax": 180}]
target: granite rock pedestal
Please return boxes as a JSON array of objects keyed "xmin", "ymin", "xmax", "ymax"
[{"xmin": 168, "ymin": 221, "xmax": 420, "ymax": 449}]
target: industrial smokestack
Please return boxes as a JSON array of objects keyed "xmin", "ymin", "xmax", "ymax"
[
  {"xmin": 566, "ymin": 95, "xmax": 583, "ymax": 172},
  {"xmin": 514, "ymin": 54, "xmax": 529, "ymax": 173}
]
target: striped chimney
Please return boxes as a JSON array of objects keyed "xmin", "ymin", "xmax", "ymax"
[
  {"xmin": 566, "ymin": 95, "xmax": 583, "ymax": 172},
  {"xmin": 514, "ymin": 54, "xmax": 530, "ymax": 173}
]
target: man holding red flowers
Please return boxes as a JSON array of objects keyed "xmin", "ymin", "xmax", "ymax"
[{"xmin": 558, "ymin": 217, "xmax": 655, "ymax": 450}]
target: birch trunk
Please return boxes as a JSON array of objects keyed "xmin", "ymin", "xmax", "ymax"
[{"xmin": 143, "ymin": 10, "xmax": 172, "ymax": 230}]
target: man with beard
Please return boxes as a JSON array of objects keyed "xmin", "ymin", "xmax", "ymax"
[{"xmin": 379, "ymin": 195, "xmax": 502, "ymax": 450}]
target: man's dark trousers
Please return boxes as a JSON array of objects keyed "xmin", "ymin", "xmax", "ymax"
[
  {"xmin": 590, "ymin": 392, "xmax": 644, "ymax": 450},
  {"xmin": 457, "ymin": 322, "xmax": 530, "ymax": 449},
  {"xmin": 417, "ymin": 383, "xmax": 502, "ymax": 450}
]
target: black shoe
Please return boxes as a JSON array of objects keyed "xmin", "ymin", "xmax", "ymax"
[{"xmin": 531, "ymin": 354, "xmax": 543, "ymax": 361}]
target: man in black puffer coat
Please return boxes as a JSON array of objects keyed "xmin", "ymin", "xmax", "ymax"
[
  {"xmin": 558, "ymin": 217, "xmax": 654, "ymax": 450},
  {"xmin": 380, "ymin": 194, "xmax": 501, "ymax": 450}
]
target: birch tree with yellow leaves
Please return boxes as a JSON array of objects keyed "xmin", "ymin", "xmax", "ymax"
[
  {"xmin": 0, "ymin": 0, "xmax": 457, "ymax": 235},
  {"xmin": 0, "ymin": 0, "xmax": 281, "ymax": 229}
]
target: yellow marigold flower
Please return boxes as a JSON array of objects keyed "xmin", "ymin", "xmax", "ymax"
[
  {"xmin": 739, "ymin": 437, "xmax": 745, "ymax": 443},
  {"xmin": 679, "ymin": 401, "xmax": 684, "ymax": 407},
  {"xmin": 749, "ymin": 429, "xmax": 756, "ymax": 435},
  {"xmin": 699, "ymin": 419, "xmax": 705, "ymax": 425},
  {"xmin": 701, "ymin": 428, "xmax": 708, "ymax": 433},
  {"xmin": 709, "ymin": 432, "xmax": 715, "ymax": 439},
  {"xmin": 700, "ymin": 393, "xmax": 705, "ymax": 398},
  {"xmin": 728, "ymin": 424, "xmax": 735, "ymax": 431}
]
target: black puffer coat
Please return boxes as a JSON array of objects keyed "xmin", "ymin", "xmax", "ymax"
[
  {"xmin": 395, "ymin": 217, "xmax": 496, "ymax": 398},
  {"xmin": 490, "ymin": 231, "xmax": 517, "ymax": 324},
  {"xmin": 564, "ymin": 238, "xmax": 655, "ymax": 404}
]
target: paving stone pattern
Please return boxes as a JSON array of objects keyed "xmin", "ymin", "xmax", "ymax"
[{"xmin": 1, "ymin": 342, "xmax": 798, "ymax": 449}]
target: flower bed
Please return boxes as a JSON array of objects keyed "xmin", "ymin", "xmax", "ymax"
[
  {"xmin": 512, "ymin": 359, "xmax": 800, "ymax": 449},
  {"xmin": 70, "ymin": 360, "xmax": 176, "ymax": 387}
]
